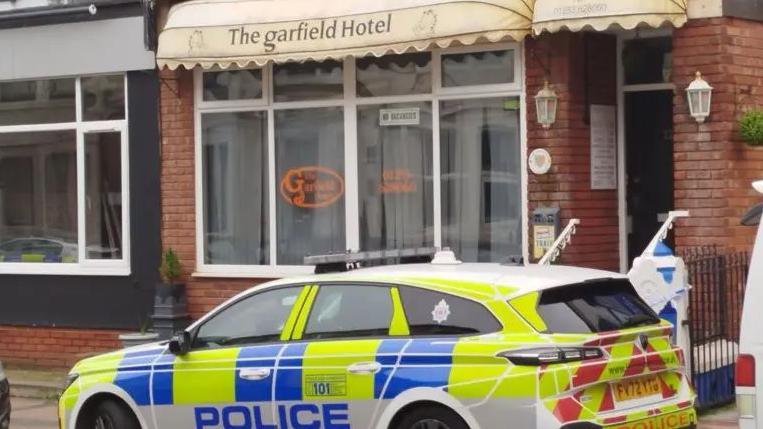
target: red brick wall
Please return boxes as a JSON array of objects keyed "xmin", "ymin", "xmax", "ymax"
[
  {"xmin": 0, "ymin": 326, "xmax": 120, "ymax": 368},
  {"xmin": 525, "ymin": 32, "xmax": 620, "ymax": 271},
  {"xmin": 672, "ymin": 17, "xmax": 763, "ymax": 252},
  {"xmin": 159, "ymin": 68, "xmax": 263, "ymax": 318}
]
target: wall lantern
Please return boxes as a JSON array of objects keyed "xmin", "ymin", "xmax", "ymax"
[
  {"xmin": 535, "ymin": 81, "xmax": 558, "ymax": 129},
  {"xmin": 686, "ymin": 71, "xmax": 713, "ymax": 124}
]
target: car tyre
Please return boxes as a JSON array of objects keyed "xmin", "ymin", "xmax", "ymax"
[
  {"xmin": 395, "ymin": 405, "xmax": 469, "ymax": 429},
  {"xmin": 89, "ymin": 400, "xmax": 139, "ymax": 429}
]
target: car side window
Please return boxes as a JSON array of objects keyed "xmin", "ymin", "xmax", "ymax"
[
  {"xmin": 303, "ymin": 285, "xmax": 392, "ymax": 340},
  {"xmin": 399, "ymin": 286, "xmax": 502, "ymax": 335},
  {"xmin": 193, "ymin": 286, "xmax": 303, "ymax": 348}
]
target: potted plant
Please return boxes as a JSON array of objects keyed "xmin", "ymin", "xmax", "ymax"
[
  {"xmin": 152, "ymin": 248, "xmax": 190, "ymax": 340},
  {"xmin": 157, "ymin": 248, "xmax": 185, "ymax": 304},
  {"xmin": 739, "ymin": 109, "xmax": 763, "ymax": 146}
]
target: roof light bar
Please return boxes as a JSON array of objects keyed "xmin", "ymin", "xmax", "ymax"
[{"xmin": 304, "ymin": 247, "xmax": 438, "ymax": 274}]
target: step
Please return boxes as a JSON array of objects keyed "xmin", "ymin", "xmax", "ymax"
[{"xmin": 5, "ymin": 368, "xmax": 67, "ymax": 400}]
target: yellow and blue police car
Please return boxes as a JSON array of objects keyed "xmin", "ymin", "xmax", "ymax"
[{"xmin": 59, "ymin": 252, "xmax": 696, "ymax": 429}]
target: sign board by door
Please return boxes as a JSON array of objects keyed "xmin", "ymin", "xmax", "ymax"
[{"xmin": 590, "ymin": 104, "xmax": 617, "ymax": 190}]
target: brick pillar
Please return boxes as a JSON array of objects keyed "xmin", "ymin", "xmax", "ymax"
[
  {"xmin": 160, "ymin": 68, "xmax": 196, "ymax": 273},
  {"xmin": 526, "ymin": 32, "xmax": 620, "ymax": 270},
  {"xmin": 672, "ymin": 17, "xmax": 763, "ymax": 252}
]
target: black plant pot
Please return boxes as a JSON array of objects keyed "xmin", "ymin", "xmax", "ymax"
[
  {"xmin": 155, "ymin": 282, "xmax": 187, "ymax": 305},
  {"xmin": 152, "ymin": 282, "xmax": 190, "ymax": 340}
]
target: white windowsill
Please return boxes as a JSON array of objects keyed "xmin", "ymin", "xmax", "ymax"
[{"xmin": 0, "ymin": 263, "xmax": 131, "ymax": 277}]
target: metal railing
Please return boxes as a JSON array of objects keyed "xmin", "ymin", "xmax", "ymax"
[{"xmin": 682, "ymin": 246, "xmax": 750, "ymax": 411}]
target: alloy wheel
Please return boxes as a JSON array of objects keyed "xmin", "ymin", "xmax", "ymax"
[
  {"xmin": 94, "ymin": 415, "xmax": 113, "ymax": 429},
  {"xmin": 412, "ymin": 419, "xmax": 452, "ymax": 429}
]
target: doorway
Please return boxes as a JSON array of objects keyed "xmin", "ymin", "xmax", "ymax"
[{"xmin": 625, "ymin": 90, "xmax": 674, "ymax": 263}]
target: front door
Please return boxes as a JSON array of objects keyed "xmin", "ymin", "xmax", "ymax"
[
  {"xmin": 625, "ymin": 90, "xmax": 674, "ymax": 264},
  {"xmin": 152, "ymin": 285, "xmax": 308, "ymax": 428}
]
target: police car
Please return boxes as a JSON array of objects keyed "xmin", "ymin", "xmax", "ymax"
[
  {"xmin": 737, "ymin": 180, "xmax": 763, "ymax": 429},
  {"xmin": 59, "ymin": 251, "xmax": 696, "ymax": 429}
]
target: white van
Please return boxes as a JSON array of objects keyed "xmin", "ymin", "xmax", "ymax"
[{"xmin": 736, "ymin": 180, "xmax": 763, "ymax": 429}]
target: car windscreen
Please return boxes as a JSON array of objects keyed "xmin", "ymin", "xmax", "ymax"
[{"xmin": 536, "ymin": 279, "xmax": 660, "ymax": 334}]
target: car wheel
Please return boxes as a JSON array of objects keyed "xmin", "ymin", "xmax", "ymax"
[
  {"xmin": 395, "ymin": 405, "xmax": 469, "ymax": 429},
  {"xmin": 89, "ymin": 400, "xmax": 139, "ymax": 429}
]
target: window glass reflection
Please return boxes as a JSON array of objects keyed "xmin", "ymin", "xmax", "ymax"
[
  {"xmin": 357, "ymin": 102, "xmax": 434, "ymax": 251},
  {"xmin": 440, "ymin": 97, "xmax": 522, "ymax": 262},
  {"xmin": 203, "ymin": 69, "xmax": 263, "ymax": 101},
  {"xmin": 202, "ymin": 111, "xmax": 270, "ymax": 265},
  {"xmin": 0, "ymin": 131, "xmax": 78, "ymax": 263},
  {"xmin": 276, "ymin": 107, "xmax": 345, "ymax": 264},
  {"xmin": 274, "ymin": 60, "xmax": 343, "ymax": 102},
  {"xmin": 85, "ymin": 132, "xmax": 123, "ymax": 260},
  {"xmin": 442, "ymin": 50, "xmax": 514, "ymax": 87},
  {"xmin": 0, "ymin": 78, "xmax": 75, "ymax": 126},
  {"xmin": 81, "ymin": 75, "xmax": 125, "ymax": 121},
  {"xmin": 356, "ymin": 53, "xmax": 432, "ymax": 97}
]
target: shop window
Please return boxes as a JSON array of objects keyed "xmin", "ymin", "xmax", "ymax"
[
  {"xmin": 195, "ymin": 44, "xmax": 524, "ymax": 273},
  {"xmin": 623, "ymin": 37, "xmax": 672, "ymax": 85},
  {"xmin": 440, "ymin": 97, "xmax": 522, "ymax": 262},
  {"xmin": 85, "ymin": 132, "xmax": 123, "ymax": 260},
  {"xmin": 81, "ymin": 75, "xmax": 125, "ymax": 121},
  {"xmin": 0, "ymin": 74, "xmax": 128, "ymax": 273},
  {"xmin": 441, "ymin": 49, "xmax": 515, "ymax": 87},
  {"xmin": 357, "ymin": 102, "xmax": 434, "ymax": 251},
  {"xmin": 356, "ymin": 53, "xmax": 432, "ymax": 97},
  {"xmin": 0, "ymin": 131, "xmax": 78, "ymax": 263},
  {"xmin": 202, "ymin": 111, "xmax": 269, "ymax": 265},
  {"xmin": 0, "ymin": 78, "xmax": 76, "ymax": 126},
  {"xmin": 275, "ymin": 107, "xmax": 345, "ymax": 265},
  {"xmin": 273, "ymin": 60, "xmax": 343, "ymax": 102},
  {"xmin": 202, "ymin": 69, "xmax": 263, "ymax": 101}
]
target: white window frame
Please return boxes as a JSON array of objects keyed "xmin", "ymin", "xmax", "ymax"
[
  {"xmin": 194, "ymin": 42, "xmax": 528, "ymax": 278},
  {"xmin": 0, "ymin": 74, "xmax": 130, "ymax": 276}
]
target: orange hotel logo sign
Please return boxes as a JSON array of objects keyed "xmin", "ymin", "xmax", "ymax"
[{"xmin": 280, "ymin": 166, "xmax": 344, "ymax": 208}]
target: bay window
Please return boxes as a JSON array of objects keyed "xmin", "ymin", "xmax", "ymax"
[
  {"xmin": 195, "ymin": 43, "xmax": 524, "ymax": 276},
  {"xmin": 0, "ymin": 75, "xmax": 128, "ymax": 274}
]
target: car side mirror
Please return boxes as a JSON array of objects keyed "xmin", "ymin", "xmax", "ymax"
[{"xmin": 168, "ymin": 331, "xmax": 191, "ymax": 355}]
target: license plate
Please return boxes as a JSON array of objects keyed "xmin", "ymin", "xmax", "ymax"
[{"xmin": 613, "ymin": 376, "xmax": 661, "ymax": 402}]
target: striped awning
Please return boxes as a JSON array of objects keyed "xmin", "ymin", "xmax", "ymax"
[
  {"xmin": 532, "ymin": 0, "xmax": 688, "ymax": 34},
  {"xmin": 157, "ymin": 0, "xmax": 534, "ymax": 70}
]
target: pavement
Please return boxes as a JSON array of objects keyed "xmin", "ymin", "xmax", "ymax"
[{"xmin": 10, "ymin": 397, "xmax": 58, "ymax": 429}]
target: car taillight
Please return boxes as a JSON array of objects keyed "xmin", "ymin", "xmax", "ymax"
[
  {"xmin": 497, "ymin": 347, "xmax": 604, "ymax": 365},
  {"xmin": 737, "ymin": 354, "xmax": 756, "ymax": 387}
]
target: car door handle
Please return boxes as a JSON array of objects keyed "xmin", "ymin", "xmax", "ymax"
[
  {"xmin": 239, "ymin": 367, "xmax": 271, "ymax": 381},
  {"xmin": 347, "ymin": 361, "xmax": 381, "ymax": 375}
]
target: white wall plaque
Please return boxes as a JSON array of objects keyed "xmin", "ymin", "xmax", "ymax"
[
  {"xmin": 380, "ymin": 108, "xmax": 420, "ymax": 126},
  {"xmin": 529, "ymin": 148, "xmax": 552, "ymax": 175},
  {"xmin": 590, "ymin": 105, "xmax": 617, "ymax": 190}
]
